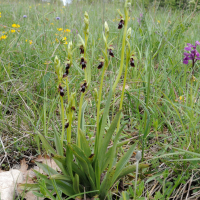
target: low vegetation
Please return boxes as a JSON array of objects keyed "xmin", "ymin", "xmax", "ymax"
[{"xmin": 1, "ymin": 0, "xmax": 200, "ymax": 199}]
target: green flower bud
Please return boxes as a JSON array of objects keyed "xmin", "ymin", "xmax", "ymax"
[
  {"xmin": 104, "ymin": 21, "xmax": 109, "ymax": 39},
  {"xmin": 94, "ymin": 88, "xmax": 98, "ymax": 104},
  {"xmin": 127, "ymin": 27, "xmax": 131, "ymax": 40},
  {"xmin": 84, "ymin": 11, "xmax": 89, "ymax": 35},
  {"xmin": 68, "ymin": 41, "xmax": 72, "ymax": 51}
]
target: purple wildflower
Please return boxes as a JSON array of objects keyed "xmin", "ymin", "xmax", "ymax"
[
  {"xmin": 56, "ymin": 17, "xmax": 60, "ymax": 20},
  {"xmin": 23, "ymin": 15, "xmax": 27, "ymax": 18},
  {"xmin": 183, "ymin": 41, "xmax": 200, "ymax": 65},
  {"xmin": 137, "ymin": 13, "xmax": 143, "ymax": 25}
]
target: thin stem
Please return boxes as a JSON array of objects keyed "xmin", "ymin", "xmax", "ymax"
[
  {"xmin": 77, "ymin": 92, "xmax": 84, "ymax": 148},
  {"xmin": 60, "ymin": 96, "xmax": 65, "ymax": 148},
  {"xmin": 112, "ymin": 8, "xmax": 128, "ymax": 91},
  {"xmin": 66, "ymin": 78, "xmax": 70, "ymax": 103},
  {"xmin": 117, "ymin": 49, "xmax": 129, "ymax": 132},
  {"xmin": 67, "ymin": 109, "xmax": 72, "ymax": 144},
  {"xmin": 134, "ymin": 161, "xmax": 139, "ymax": 200},
  {"xmin": 95, "ymin": 60, "xmax": 108, "ymax": 153}
]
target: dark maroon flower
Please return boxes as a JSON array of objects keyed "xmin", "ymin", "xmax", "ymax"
[
  {"xmin": 58, "ymin": 85, "xmax": 64, "ymax": 97},
  {"xmin": 98, "ymin": 62, "xmax": 104, "ymax": 69},
  {"xmin": 71, "ymin": 106, "xmax": 76, "ymax": 111},
  {"xmin": 65, "ymin": 122, "xmax": 69, "ymax": 128},
  {"xmin": 118, "ymin": 19, "xmax": 124, "ymax": 29},
  {"xmin": 130, "ymin": 58, "xmax": 135, "ymax": 67},
  {"xmin": 108, "ymin": 49, "xmax": 114, "ymax": 57},
  {"xmin": 80, "ymin": 45, "xmax": 84, "ymax": 54},
  {"xmin": 80, "ymin": 58, "xmax": 87, "ymax": 69},
  {"xmin": 66, "ymin": 63, "xmax": 70, "ymax": 70},
  {"xmin": 63, "ymin": 69, "xmax": 69, "ymax": 78},
  {"xmin": 80, "ymin": 81, "xmax": 87, "ymax": 93}
]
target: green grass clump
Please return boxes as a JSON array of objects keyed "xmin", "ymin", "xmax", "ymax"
[{"xmin": 1, "ymin": 0, "xmax": 200, "ymax": 199}]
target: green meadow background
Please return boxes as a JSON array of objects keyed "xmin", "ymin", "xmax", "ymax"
[{"xmin": 1, "ymin": 0, "xmax": 200, "ymax": 199}]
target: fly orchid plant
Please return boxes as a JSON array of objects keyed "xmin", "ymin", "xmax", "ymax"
[{"xmin": 21, "ymin": 1, "xmax": 149, "ymax": 199}]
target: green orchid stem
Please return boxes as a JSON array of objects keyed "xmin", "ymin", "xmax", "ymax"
[
  {"xmin": 77, "ymin": 92, "xmax": 84, "ymax": 148},
  {"xmin": 66, "ymin": 78, "xmax": 70, "ymax": 104},
  {"xmin": 67, "ymin": 109, "xmax": 72, "ymax": 144},
  {"xmin": 112, "ymin": 7, "xmax": 128, "ymax": 92},
  {"xmin": 60, "ymin": 96, "xmax": 65, "ymax": 149},
  {"xmin": 134, "ymin": 160, "xmax": 139, "ymax": 200},
  {"xmin": 95, "ymin": 60, "xmax": 108, "ymax": 152},
  {"xmin": 117, "ymin": 49, "xmax": 129, "ymax": 132}
]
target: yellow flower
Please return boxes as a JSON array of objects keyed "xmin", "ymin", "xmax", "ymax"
[
  {"xmin": 44, "ymin": 61, "xmax": 52, "ymax": 64},
  {"xmin": 64, "ymin": 42, "xmax": 68, "ymax": 45},
  {"xmin": 57, "ymin": 28, "xmax": 63, "ymax": 31},
  {"xmin": 192, "ymin": 76, "xmax": 196, "ymax": 82},
  {"xmin": 66, "ymin": 29, "xmax": 70, "ymax": 32},
  {"xmin": 29, "ymin": 40, "xmax": 33, "ymax": 45},
  {"xmin": 50, "ymin": 23, "xmax": 54, "ymax": 25},
  {"xmin": 55, "ymin": 38, "xmax": 59, "ymax": 43},
  {"xmin": 12, "ymin": 24, "xmax": 20, "ymax": 28},
  {"xmin": 63, "ymin": 37, "xmax": 67, "ymax": 41},
  {"xmin": 157, "ymin": 20, "xmax": 160, "ymax": 23},
  {"xmin": 25, "ymin": 39, "xmax": 27, "ymax": 42},
  {"xmin": 113, "ymin": 19, "xmax": 115, "ymax": 22},
  {"xmin": 132, "ymin": 17, "xmax": 135, "ymax": 20},
  {"xmin": 1, "ymin": 35, "xmax": 7, "ymax": 40},
  {"xmin": 179, "ymin": 96, "xmax": 182, "ymax": 101},
  {"xmin": 29, "ymin": 6, "xmax": 32, "ymax": 8},
  {"xmin": 11, "ymin": 29, "xmax": 15, "ymax": 33}
]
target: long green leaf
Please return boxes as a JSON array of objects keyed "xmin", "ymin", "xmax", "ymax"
[
  {"xmin": 73, "ymin": 174, "xmax": 80, "ymax": 194},
  {"xmin": 52, "ymin": 122, "xmax": 63, "ymax": 155},
  {"xmin": 35, "ymin": 162, "xmax": 58, "ymax": 176},
  {"xmin": 65, "ymin": 145, "xmax": 74, "ymax": 181},
  {"xmin": 99, "ymin": 143, "xmax": 137, "ymax": 199},
  {"xmin": 50, "ymin": 174, "xmax": 71, "ymax": 182},
  {"xmin": 53, "ymin": 154, "xmax": 89, "ymax": 185},
  {"xmin": 116, "ymin": 163, "xmax": 149, "ymax": 181},
  {"xmin": 37, "ymin": 132, "xmax": 56, "ymax": 155},
  {"xmin": 98, "ymin": 89, "xmax": 113, "ymax": 150},
  {"xmin": 68, "ymin": 144, "xmax": 96, "ymax": 190},
  {"xmin": 112, "ymin": 143, "xmax": 137, "ymax": 184},
  {"xmin": 80, "ymin": 100, "xmax": 87, "ymax": 132},
  {"xmin": 105, "ymin": 123, "xmax": 126, "ymax": 173},
  {"xmin": 98, "ymin": 110, "xmax": 121, "ymax": 170},
  {"xmin": 79, "ymin": 129, "xmax": 91, "ymax": 157}
]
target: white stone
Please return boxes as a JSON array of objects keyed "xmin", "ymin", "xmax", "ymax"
[{"xmin": 0, "ymin": 169, "xmax": 23, "ymax": 200}]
